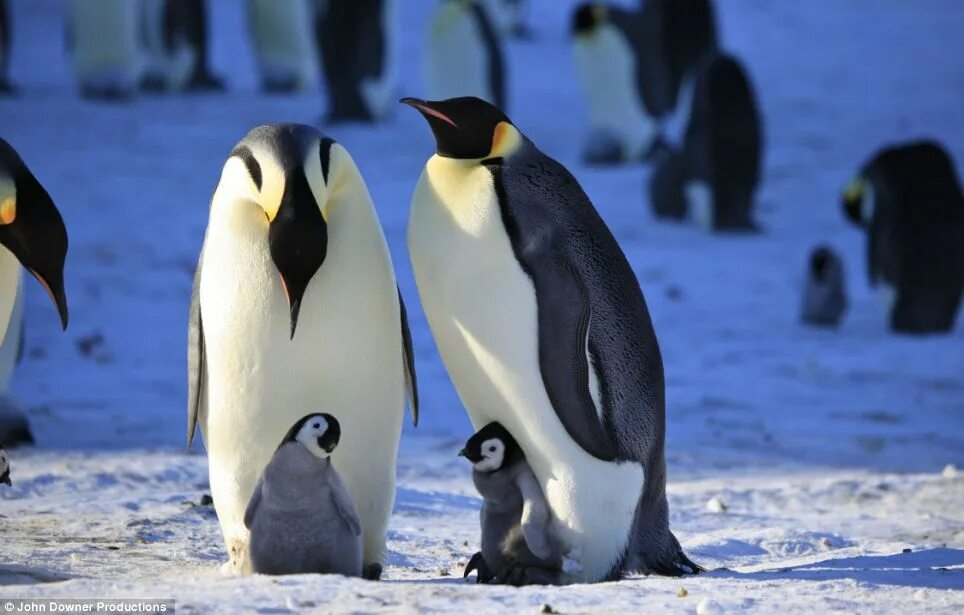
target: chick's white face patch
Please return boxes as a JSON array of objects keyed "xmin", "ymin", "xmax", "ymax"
[
  {"xmin": 296, "ymin": 415, "xmax": 330, "ymax": 459},
  {"xmin": 473, "ymin": 437, "xmax": 506, "ymax": 472}
]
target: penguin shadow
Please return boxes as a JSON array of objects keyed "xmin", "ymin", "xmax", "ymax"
[
  {"xmin": 393, "ymin": 487, "xmax": 481, "ymax": 516},
  {"xmin": 704, "ymin": 548, "xmax": 963, "ymax": 590}
]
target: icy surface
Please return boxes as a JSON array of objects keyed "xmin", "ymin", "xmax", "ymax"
[{"xmin": 1, "ymin": 0, "xmax": 963, "ymax": 612}]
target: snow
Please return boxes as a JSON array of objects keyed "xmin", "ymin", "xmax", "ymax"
[{"xmin": 1, "ymin": 0, "xmax": 963, "ymax": 612}]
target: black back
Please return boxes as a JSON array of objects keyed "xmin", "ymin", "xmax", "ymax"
[
  {"xmin": 317, "ymin": 0, "xmax": 388, "ymax": 121},
  {"xmin": 0, "ymin": 0, "xmax": 10, "ymax": 89},
  {"xmin": 685, "ymin": 52, "xmax": 761, "ymax": 230},
  {"xmin": 470, "ymin": 0, "xmax": 506, "ymax": 111}
]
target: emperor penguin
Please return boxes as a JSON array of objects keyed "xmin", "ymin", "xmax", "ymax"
[
  {"xmin": 0, "ymin": 442, "xmax": 10, "ymax": 485},
  {"xmin": 570, "ymin": 3, "xmax": 664, "ymax": 165},
  {"xmin": 403, "ymin": 96, "xmax": 700, "ymax": 582},
  {"xmin": 424, "ymin": 0, "xmax": 505, "ymax": 111},
  {"xmin": 842, "ymin": 140, "xmax": 964, "ymax": 333},
  {"xmin": 245, "ymin": 413, "xmax": 363, "ymax": 577},
  {"xmin": 460, "ymin": 422, "xmax": 579, "ymax": 586},
  {"xmin": 0, "ymin": 138, "xmax": 70, "ymax": 446},
  {"xmin": 0, "ymin": 0, "xmax": 12, "ymax": 94},
  {"xmin": 140, "ymin": 0, "xmax": 224, "ymax": 92},
  {"xmin": 316, "ymin": 0, "xmax": 395, "ymax": 122},
  {"xmin": 188, "ymin": 124, "xmax": 418, "ymax": 577},
  {"xmin": 681, "ymin": 52, "xmax": 762, "ymax": 232},
  {"xmin": 801, "ymin": 246, "xmax": 847, "ymax": 328},
  {"xmin": 483, "ymin": 0, "xmax": 529, "ymax": 39},
  {"xmin": 67, "ymin": 0, "xmax": 143, "ymax": 100},
  {"xmin": 245, "ymin": 0, "xmax": 318, "ymax": 93}
]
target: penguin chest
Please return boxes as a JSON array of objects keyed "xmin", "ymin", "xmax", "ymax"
[{"xmin": 425, "ymin": 6, "xmax": 492, "ymax": 104}]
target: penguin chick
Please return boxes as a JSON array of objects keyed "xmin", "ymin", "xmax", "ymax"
[
  {"xmin": 245, "ymin": 413, "xmax": 363, "ymax": 577},
  {"xmin": 801, "ymin": 246, "xmax": 847, "ymax": 328},
  {"xmin": 1, "ymin": 442, "xmax": 10, "ymax": 486},
  {"xmin": 460, "ymin": 422, "xmax": 580, "ymax": 586}
]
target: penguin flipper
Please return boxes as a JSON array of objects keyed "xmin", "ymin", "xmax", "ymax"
[
  {"xmin": 187, "ymin": 250, "xmax": 206, "ymax": 447},
  {"xmin": 243, "ymin": 477, "xmax": 263, "ymax": 530},
  {"xmin": 397, "ymin": 287, "xmax": 419, "ymax": 427},
  {"xmin": 515, "ymin": 466, "xmax": 554, "ymax": 560},
  {"xmin": 329, "ymin": 469, "xmax": 363, "ymax": 536}
]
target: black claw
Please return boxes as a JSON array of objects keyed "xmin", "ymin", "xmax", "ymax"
[{"xmin": 362, "ymin": 562, "xmax": 383, "ymax": 581}]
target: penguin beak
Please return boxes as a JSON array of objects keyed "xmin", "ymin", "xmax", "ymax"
[
  {"xmin": 842, "ymin": 178, "xmax": 865, "ymax": 227},
  {"xmin": 457, "ymin": 448, "xmax": 468, "ymax": 457},
  {"xmin": 0, "ymin": 185, "xmax": 69, "ymax": 330},
  {"xmin": 268, "ymin": 169, "xmax": 328, "ymax": 340}
]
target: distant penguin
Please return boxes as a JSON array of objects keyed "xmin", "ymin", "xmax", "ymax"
[
  {"xmin": 0, "ymin": 0, "xmax": 12, "ymax": 94},
  {"xmin": 648, "ymin": 147, "xmax": 688, "ymax": 221},
  {"xmin": 460, "ymin": 422, "xmax": 579, "ymax": 586},
  {"xmin": 246, "ymin": 0, "xmax": 317, "ymax": 93},
  {"xmin": 842, "ymin": 140, "xmax": 964, "ymax": 333},
  {"xmin": 315, "ymin": 0, "xmax": 395, "ymax": 122},
  {"xmin": 141, "ymin": 0, "xmax": 224, "ymax": 92},
  {"xmin": 483, "ymin": 0, "xmax": 530, "ymax": 39},
  {"xmin": 424, "ymin": 1, "xmax": 505, "ymax": 111},
  {"xmin": 571, "ymin": 3, "xmax": 664, "ymax": 165},
  {"xmin": 245, "ymin": 413, "xmax": 363, "ymax": 577},
  {"xmin": 801, "ymin": 246, "xmax": 847, "ymax": 328},
  {"xmin": 0, "ymin": 138, "xmax": 70, "ymax": 446},
  {"xmin": 189, "ymin": 124, "xmax": 417, "ymax": 576},
  {"xmin": 404, "ymin": 96, "xmax": 700, "ymax": 582},
  {"xmin": 0, "ymin": 442, "xmax": 10, "ymax": 485},
  {"xmin": 641, "ymin": 0, "xmax": 718, "ymax": 143},
  {"xmin": 67, "ymin": 0, "xmax": 143, "ymax": 100},
  {"xmin": 682, "ymin": 52, "xmax": 762, "ymax": 231}
]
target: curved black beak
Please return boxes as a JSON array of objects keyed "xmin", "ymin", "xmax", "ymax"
[
  {"xmin": 268, "ymin": 168, "xmax": 327, "ymax": 339},
  {"xmin": 457, "ymin": 447, "xmax": 468, "ymax": 457}
]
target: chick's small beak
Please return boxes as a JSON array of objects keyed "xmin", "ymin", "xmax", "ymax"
[{"xmin": 457, "ymin": 448, "xmax": 468, "ymax": 458}]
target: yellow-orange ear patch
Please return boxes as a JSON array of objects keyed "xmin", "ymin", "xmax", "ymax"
[
  {"xmin": 0, "ymin": 197, "xmax": 15, "ymax": 225},
  {"xmin": 488, "ymin": 122, "xmax": 521, "ymax": 159}
]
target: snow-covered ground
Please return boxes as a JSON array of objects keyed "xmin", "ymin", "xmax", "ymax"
[{"xmin": 1, "ymin": 0, "xmax": 963, "ymax": 612}]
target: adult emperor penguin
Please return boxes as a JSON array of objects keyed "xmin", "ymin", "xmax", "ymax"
[
  {"xmin": 245, "ymin": 0, "xmax": 318, "ymax": 93},
  {"xmin": 188, "ymin": 124, "xmax": 418, "ymax": 577},
  {"xmin": 842, "ymin": 140, "xmax": 964, "ymax": 333},
  {"xmin": 681, "ymin": 52, "xmax": 762, "ymax": 231},
  {"xmin": 316, "ymin": 0, "xmax": 395, "ymax": 122},
  {"xmin": 0, "ymin": 443, "xmax": 10, "ymax": 485},
  {"xmin": 570, "ymin": 3, "xmax": 664, "ymax": 165},
  {"xmin": 67, "ymin": 0, "xmax": 143, "ymax": 100},
  {"xmin": 0, "ymin": 138, "xmax": 70, "ymax": 445},
  {"xmin": 140, "ymin": 0, "xmax": 224, "ymax": 92},
  {"xmin": 403, "ymin": 96, "xmax": 700, "ymax": 582},
  {"xmin": 0, "ymin": 0, "xmax": 12, "ymax": 94},
  {"xmin": 424, "ymin": 0, "xmax": 505, "ymax": 111}
]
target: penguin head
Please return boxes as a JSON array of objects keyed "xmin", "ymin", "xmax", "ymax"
[
  {"xmin": 571, "ymin": 3, "xmax": 607, "ymax": 37},
  {"xmin": 401, "ymin": 97, "xmax": 521, "ymax": 161},
  {"xmin": 0, "ymin": 138, "xmax": 69, "ymax": 330},
  {"xmin": 809, "ymin": 245, "xmax": 841, "ymax": 282},
  {"xmin": 0, "ymin": 444, "xmax": 10, "ymax": 486},
  {"xmin": 458, "ymin": 422, "xmax": 523, "ymax": 473},
  {"xmin": 219, "ymin": 124, "xmax": 351, "ymax": 338},
  {"xmin": 280, "ymin": 413, "xmax": 342, "ymax": 459},
  {"xmin": 841, "ymin": 177, "xmax": 870, "ymax": 227}
]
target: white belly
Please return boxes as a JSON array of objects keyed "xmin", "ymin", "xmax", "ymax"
[
  {"xmin": 408, "ymin": 157, "xmax": 644, "ymax": 582},
  {"xmin": 0, "ymin": 247, "xmax": 23, "ymax": 391},
  {"xmin": 573, "ymin": 27, "xmax": 658, "ymax": 160},
  {"xmin": 68, "ymin": 0, "xmax": 142, "ymax": 87},
  {"xmin": 246, "ymin": 0, "xmax": 318, "ymax": 90},
  {"xmin": 199, "ymin": 199, "xmax": 404, "ymax": 565},
  {"xmin": 424, "ymin": 5, "xmax": 494, "ymax": 105}
]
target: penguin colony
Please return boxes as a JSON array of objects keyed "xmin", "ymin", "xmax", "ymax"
[{"xmin": 0, "ymin": 0, "xmax": 962, "ymax": 591}]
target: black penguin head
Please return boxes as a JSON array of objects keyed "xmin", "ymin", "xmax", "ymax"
[
  {"xmin": 458, "ymin": 422, "xmax": 523, "ymax": 473},
  {"xmin": 841, "ymin": 177, "xmax": 869, "ymax": 227},
  {"xmin": 0, "ymin": 443, "xmax": 9, "ymax": 486},
  {"xmin": 0, "ymin": 138, "xmax": 69, "ymax": 330},
  {"xmin": 225, "ymin": 125, "xmax": 337, "ymax": 338},
  {"xmin": 809, "ymin": 246, "xmax": 840, "ymax": 282},
  {"xmin": 400, "ymin": 97, "xmax": 516, "ymax": 160},
  {"xmin": 572, "ymin": 3, "xmax": 607, "ymax": 36},
  {"xmin": 280, "ymin": 413, "xmax": 342, "ymax": 459}
]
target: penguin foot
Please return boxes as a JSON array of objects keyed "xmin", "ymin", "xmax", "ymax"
[
  {"xmin": 0, "ymin": 396, "xmax": 34, "ymax": 447},
  {"xmin": 463, "ymin": 552, "xmax": 492, "ymax": 584},
  {"xmin": 260, "ymin": 78, "xmax": 301, "ymax": 95},
  {"xmin": 80, "ymin": 85, "xmax": 136, "ymax": 103},
  {"xmin": 362, "ymin": 562, "xmax": 383, "ymax": 581},
  {"xmin": 186, "ymin": 72, "xmax": 226, "ymax": 93},
  {"xmin": 635, "ymin": 550, "xmax": 705, "ymax": 577},
  {"xmin": 497, "ymin": 564, "xmax": 562, "ymax": 587},
  {"xmin": 582, "ymin": 132, "xmax": 629, "ymax": 166}
]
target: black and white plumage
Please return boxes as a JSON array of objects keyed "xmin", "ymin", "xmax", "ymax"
[
  {"xmin": 801, "ymin": 246, "xmax": 847, "ymax": 328},
  {"xmin": 245, "ymin": 413, "xmax": 363, "ymax": 577},
  {"xmin": 424, "ymin": 0, "xmax": 505, "ymax": 112},
  {"xmin": 66, "ymin": 0, "xmax": 142, "ymax": 100},
  {"xmin": 460, "ymin": 422, "xmax": 577, "ymax": 586},
  {"xmin": 316, "ymin": 0, "xmax": 394, "ymax": 122},
  {"xmin": 843, "ymin": 140, "xmax": 964, "ymax": 333},
  {"xmin": 404, "ymin": 96, "xmax": 700, "ymax": 581},
  {"xmin": 0, "ymin": 138, "xmax": 69, "ymax": 446},
  {"xmin": 0, "ymin": 0, "xmax": 12, "ymax": 94},
  {"xmin": 140, "ymin": 0, "xmax": 224, "ymax": 93},
  {"xmin": 649, "ymin": 52, "xmax": 763, "ymax": 231},
  {"xmin": 0, "ymin": 442, "xmax": 10, "ymax": 486},
  {"xmin": 245, "ymin": 0, "xmax": 317, "ymax": 93},
  {"xmin": 188, "ymin": 124, "xmax": 417, "ymax": 575}
]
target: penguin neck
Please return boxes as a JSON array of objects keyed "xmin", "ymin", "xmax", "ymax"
[{"xmin": 0, "ymin": 246, "xmax": 21, "ymax": 345}]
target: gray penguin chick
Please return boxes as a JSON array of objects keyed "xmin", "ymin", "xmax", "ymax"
[
  {"xmin": 801, "ymin": 245, "xmax": 848, "ymax": 327},
  {"xmin": 460, "ymin": 422, "xmax": 581, "ymax": 586},
  {"xmin": 244, "ymin": 413, "xmax": 362, "ymax": 577}
]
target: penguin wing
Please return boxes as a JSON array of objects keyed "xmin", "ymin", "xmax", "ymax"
[
  {"xmin": 398, "ymin": 287, "xmax": 419, "ymax": 426},
  {"xmin": 515, "ymin": 465, "xmax": 555, "ymax": 561},
  {"xmin": 328, "ymin": 470, "xmax": 362, "ymax": 536},
  {"xmin": 243, "ymin": 477, "xmax": 263, "ymax": 530},
  {"xmin": 186, "ymin": 249, "xmax": 206, "ymax": 447}
]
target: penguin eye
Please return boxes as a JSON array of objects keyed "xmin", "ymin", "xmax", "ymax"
[
  {"xmin": 488, "ymin": 446, "xmax": 496, "ymax": 452},
  {"xmin": 313, "ymin": 423, "xmax": 320, "ymax": 429}
]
